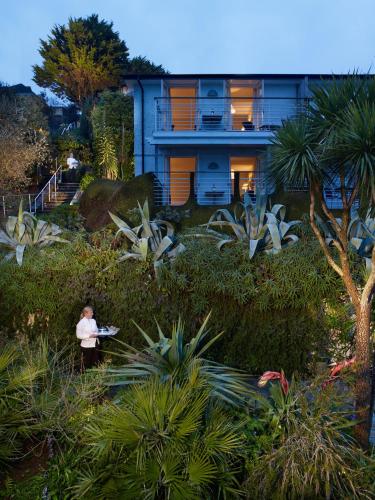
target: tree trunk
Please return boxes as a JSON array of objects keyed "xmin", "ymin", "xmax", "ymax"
[{"xmin": 354, "ymin": 301, "xmax": 372, "ymax": 448}]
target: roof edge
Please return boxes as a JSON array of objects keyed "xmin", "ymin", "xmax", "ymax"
[{"xmin": 121, "ymin": 73, "xmax": 374, "ymax": 82}]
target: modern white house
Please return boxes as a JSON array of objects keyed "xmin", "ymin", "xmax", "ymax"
[{"xmin": 122, "ymin": 74, "xmax": 344, "ymax": 207}]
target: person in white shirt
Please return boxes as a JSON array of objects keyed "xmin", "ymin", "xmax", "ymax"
[{"xmin": 76, "ymin": 306, "xmax": 100, "ymax": 371}]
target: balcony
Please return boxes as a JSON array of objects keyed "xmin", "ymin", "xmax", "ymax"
[
  {"xmin": 155, "ymin": 97, "xmax": 307, "ymax": 133},
  {"xmin": 153, "ymin": 169, "xmax": 267, "ymax": 206}
]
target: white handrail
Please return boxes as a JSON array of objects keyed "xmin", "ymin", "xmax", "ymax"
[{"xmin": 34, "ymin": 165, "xmax": 63, "ymax": 214}]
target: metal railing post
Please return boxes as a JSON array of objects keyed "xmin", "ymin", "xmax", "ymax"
[
  {"xmin": 2, "ymin": 196, "xmax": 5, "ymax": 217},
  {"xmin": 48, "ymin": 181, "xmax": 51, "ymax": 202},
  {"xmin": 42, "ymin": 191, "xmax": 44, "ymax": 211},
  {"xmin": 28, "ymin": 194, "xmax": 31, "ymax": 213}
]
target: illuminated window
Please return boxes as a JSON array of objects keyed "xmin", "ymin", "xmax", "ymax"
[
  {"xmin": 230, "ymin": 157, "xmax": 257, "ymax": 195},
  {"xmin": 230, "ymin": 86, "xmax": 254, "ymax": 130}
]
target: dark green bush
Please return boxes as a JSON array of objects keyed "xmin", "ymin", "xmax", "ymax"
[
  {"xmin": 79, "ymin": 173, "xmax": 155, "ymax": 231},
  {"xmin": 0, "ymin": 235, "xmax": 343, "ymax": 374}
]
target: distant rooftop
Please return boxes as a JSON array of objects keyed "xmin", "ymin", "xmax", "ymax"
[{"xmin": 0, "ymin": 83, "xmax": 35, "ymax": 95}]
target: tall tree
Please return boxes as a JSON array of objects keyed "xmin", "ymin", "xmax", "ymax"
[
  {"xmin": 269, "ymin": 75, "xmax": 375, "ymax": 447},
  {"xmin": 33, "ymin": 14, "xmax": 129, "ymax": 106},
  {"xmin": 128, "ymin": 55, "xmax": 166, "ymax": 74},
  {"xmin": 0, "ymin": 86, "xmax": 50, "ymax": 193}
]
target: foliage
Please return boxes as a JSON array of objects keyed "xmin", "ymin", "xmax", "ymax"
[
  {"xmin": 0, "ymin": 88, "xmax": 50, "ymax": 193},
  {"xmin": 0, "ymin": 233, "xmax": 343, "ymax": 374},
  {"xmin": 127, "ymin": 55, "xmax": 166, "ymax": 74},
  {"xmin": 194, "ymin": 192, "xmax": 300, "ymax": 259},
  {"xmin": 74, "ymin": 377, "xmax": 243, "ymax": 499},
  {"xmin": 108, "ymin": 199, "xmax": 185, "ymax": 277},
  {"xmin": 269, "ymin": 74, "xmax": 375, "ymax": 445},
  {"xmin": 245, "ymin": 374, "xmax": 375, "ymax": 499},
  {"xmin": 0, "ymin": 344, "xmax": 42, "ymax": 468},
  {"xmin": 156, "ymin": 205, "xmax": 192, "ymax": 224},
  {"xmin": 55, "ymin": 131, "xmax": 92, "ymax": 167},
  {"xmin": 106, "ymin": 313, "xmax": 250, "ymax": 406},
  {"xmin": 42, "ymin": 205, "xmax": 86, "ymax": 233},
  {"xmin": 79, "ymin": 172, "xmax": 96, "ymax": 191},
  {"xmin": 316, "ymin": 208, "xmax": 375, "ymax": 272},
  {"xmin": 96, "ymin": 125, "xmax": 118, "ymax": 179},
  {"xmin": 79, "ymin": 174, "xmax": 155, "ymax": 231},
  {"xmin": 0, "ymin": 202, "xmax": 69, "ymax": 265},
  {"xmin": 91, "ymin": 90, "xmax": 134, "ymax": 180},
  {"xmin": 33, "ymin": 14, "xmax": 129, "ymax": 105}
]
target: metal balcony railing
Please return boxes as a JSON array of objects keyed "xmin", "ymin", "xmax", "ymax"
[
  {"xmin": 153, "ymin": 170, "xmax": 267, "ymax": 206},
  {"xmin": 155, "ymin": 97, "xmax": 307, "ymax": 132}
]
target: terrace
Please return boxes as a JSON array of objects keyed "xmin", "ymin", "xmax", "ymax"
[{"xmin": 155, "ymin": 96, "xmax": 307, "ymax": 133}]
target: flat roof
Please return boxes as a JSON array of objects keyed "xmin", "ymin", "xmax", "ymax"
[{"xmin": 122, "ymin": 73, "xmax": 373, "ymax": 82}]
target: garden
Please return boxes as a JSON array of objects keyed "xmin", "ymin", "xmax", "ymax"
[{"xmin": 0, "ymin": 13, "xmax": 375, "ymax": 500}]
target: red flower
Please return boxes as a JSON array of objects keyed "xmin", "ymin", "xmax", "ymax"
[
  {"xmin": 322, "ymin": 357, "xmax": 356, "ymax": 389},
  {"xmin": 330, "ymin": 357, "xmax": 356, "ymax": 378},
  {"xmin": 258, "ymin": 370, "xmax": 289, "ymax": 395}
]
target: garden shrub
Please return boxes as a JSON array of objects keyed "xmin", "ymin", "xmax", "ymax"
[
  {"xmin": 79, "ymin": 173, "xmax": 155, "ymax": 231},
  {"xmin": 0, "ymin": 235, "xmax": 344, "ymax": 374},
  {"xmin": 79, "ymin": 172, "xmax": 96, "ymax": 191}
]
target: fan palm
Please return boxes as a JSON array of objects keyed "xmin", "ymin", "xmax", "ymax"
[
  {"xmin": 0, "ymin": 344, "xmax": 43, "ymax": 468},
  {"xmin": 74, "ymin": 377, "xmax": 244, "ymax": 499},
  {"xmin": 192, "ymin": 192, "xmax": 300, "ymax": 259},
  {"xmin": 107, "ymin": 199, "xmax": 185, "ymax": 276},
  {"xmin": 269, "ymin": 74, "xmax": 375, "ymax": 446},
  {"xmin": 105, "ymin": 313, "xmax": 250, "ymax": 406},
  {"xmin": 0, "ymin": 201, "xmax": 69, "ymax": 265}
]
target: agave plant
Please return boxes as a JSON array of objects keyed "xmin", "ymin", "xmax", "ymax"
[
  {"xmin": 74, "ymin": 377, "xmax": 243, "ymax": 498},
  {"xmin": 193, "ymin": 192, "xmax": 300, "ymax": 259},
  {"xmin": 316, "ymin": 208, "xmax": 375, "ymax": 271},
  {"xmin": 0, "ymin": 202, "xmax": 69, "ymax": 265},
  {"xmin": 107, "ymin": 199, "xmax": 185, "ymax": 275},
  {"xmin": 106, "ymin": 313, "xmax": 250, "ymax": 406}
]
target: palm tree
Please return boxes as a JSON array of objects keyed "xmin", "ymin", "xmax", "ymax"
[
  {"xmin": 269, "ymin": 75, "xmax": 375, "ymax": 446},
  {"xmin": 74, "ymin": 377, "xmax": 244, "ymax": 498},
  {"xmin": 105, "ymin": 313, "xmax": 250, "ymax": 406}
]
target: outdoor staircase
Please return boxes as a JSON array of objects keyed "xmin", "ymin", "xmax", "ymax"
[{"xmin": 41, "ymin": 182, "xmax": 80, "ymax": 213}]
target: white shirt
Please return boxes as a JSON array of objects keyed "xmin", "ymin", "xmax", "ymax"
[
  {"xmin": 76, "ymin": 317, "xmax": 98, "ymax": 348},
  {"xmin": 67, "ymin": 157, "xmax": 79, "ymax": 169}
]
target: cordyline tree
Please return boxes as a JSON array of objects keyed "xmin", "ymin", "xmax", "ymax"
[
  {"xmin": 270, "ymin": 75, "xmax": 375, "ymax": 447},
  {"xmin": 33, "ymin": 14, "xmax": 129, "ymax": 106}
]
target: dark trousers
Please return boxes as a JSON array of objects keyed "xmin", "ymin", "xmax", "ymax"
[{"xmin": 80, "ymin": 346, "xmax": 100, "ymax": 371}]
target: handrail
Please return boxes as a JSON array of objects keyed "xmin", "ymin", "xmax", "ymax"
[
  {"xmin": 1, "ymin": 193, "xmax": 37, "ymax": 217},
  {"xmin": 33, "ymin": 165, "xmax": 63, "ymax": 214}
]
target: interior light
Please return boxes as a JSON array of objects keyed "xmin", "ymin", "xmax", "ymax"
[{"xmin": 231, "ymin": 104, "xmax": 236, "ymax": 114}]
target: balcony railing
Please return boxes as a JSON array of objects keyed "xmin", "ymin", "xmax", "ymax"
[
  {"xmin": 155, "ymin": 97, "xmax": 307, "ymax": 132},
  {"xmin": 153, "ymin": 169, "xmax": 267, "ymax": 206}
]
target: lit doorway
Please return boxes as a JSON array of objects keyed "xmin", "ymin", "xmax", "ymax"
[
  {"xmin": 230, "ymin": 157, "xmax": 258, "ymax": 198},
  {"xmin": 169, "ymin": 87, "xmax": 196, "ymax": 130},
  {"xmin": 169, "ymin": 157, "xmax": 196, "ymax": 205}
]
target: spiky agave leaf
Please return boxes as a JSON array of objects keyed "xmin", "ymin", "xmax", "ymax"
[
  {"xmin": 0, "ymin": 202, "xmax": 69, "ymax": 266},
  {"xmin": 105, "ymin": 314, "xmax": 250, "ymax": 406},
  {"xmin": 106, "ymin": 200, "xmax": 185, "ymax": 277}
]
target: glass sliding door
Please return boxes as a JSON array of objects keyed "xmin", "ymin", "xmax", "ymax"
[
  {"xmin": 230, "ymin": 85, "xmax": 254, "ymax": 130},
  {"xmin": 230, "ymin": 157, "xmax": 258, "ymax": 198},
  {"xmin": 169, "ymin": 87, "xmax": 197, "ymax": 130},
  {"xmin": 169, "ymin": 157, "xmax": 196, "ymax": 205}
]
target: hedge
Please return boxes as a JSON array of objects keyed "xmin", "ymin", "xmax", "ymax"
[{"xmin": 0, "ymin": 236, "xmax": 343, "ymax": 374}]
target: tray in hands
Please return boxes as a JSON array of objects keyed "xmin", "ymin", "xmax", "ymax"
[{"xmin": 97, "ymin": 326, "xmax": 120, "ymax": 337}]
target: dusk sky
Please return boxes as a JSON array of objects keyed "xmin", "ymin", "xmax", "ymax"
[{"xmin": 1, "ymin": 0, "xmax": 375, "ymax": 99}]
